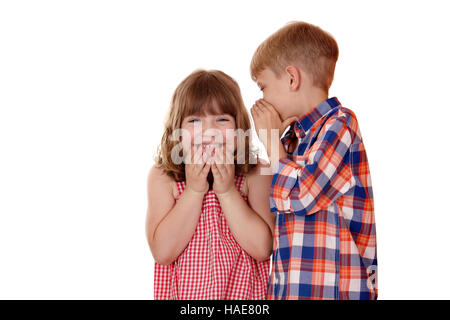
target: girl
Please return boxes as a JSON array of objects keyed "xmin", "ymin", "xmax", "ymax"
[{"xmin": 146, "ymin": 69, "xmax": 273, "ymax": 300}]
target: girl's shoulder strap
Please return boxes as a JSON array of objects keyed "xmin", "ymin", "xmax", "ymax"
[
  {"xmin": 174, "ymin": 180, "xmax": 186, "ymax": 200},
  {"xmin": 234, "ymin": 173, "xmax": 247, "ymax": 197}
]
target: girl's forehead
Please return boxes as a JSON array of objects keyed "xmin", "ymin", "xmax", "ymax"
[{"xmin": 184, "ymin": 99, "xmax": 234, "ymax": 118}]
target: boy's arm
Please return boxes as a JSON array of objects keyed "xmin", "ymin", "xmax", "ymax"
[{"xmin": 272, "ymin": 117, "xmax": 355, "ymax": 216}]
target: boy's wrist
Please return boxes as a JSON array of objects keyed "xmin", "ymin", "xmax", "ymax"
[
  {"xmin": 266, "ymin": 143, "xmax": 289, "ymax": 175},
  {"xmin": 267, "ymin": 139, "xmax": 288, "ymax": 161}
]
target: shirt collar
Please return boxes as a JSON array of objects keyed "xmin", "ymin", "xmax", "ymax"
[
  {"xmin": 281, "ymin": 97, "xmax": 341, "ymax": 153},
  {"xmin": 295, "ymin": 97, "xmax": 341, "ymax": 139}
]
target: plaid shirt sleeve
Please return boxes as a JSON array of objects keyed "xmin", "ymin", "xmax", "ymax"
[{"xmin": 271, "ymin": 117, "xmax": 354, "ymax": 215}]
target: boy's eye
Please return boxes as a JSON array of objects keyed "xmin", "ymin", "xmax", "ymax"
[
  {"xmin": 218, "ymin": 118, "xmax": 229, "ymax": 122},
  {"xmin": 188, "ymin": 119, "xmax": 200, "ymax": 123}
]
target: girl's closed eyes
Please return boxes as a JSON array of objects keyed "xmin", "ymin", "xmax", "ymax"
[{"xmin": 185, "ymin": 115, "xmax": 233, "ymax": 123}]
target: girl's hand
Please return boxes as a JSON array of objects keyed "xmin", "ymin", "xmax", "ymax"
[
  {"xmin": 185, "ymin": 146, "xmax": 211, "ymax": 195},
  {"xmin": 211, "ymin": 147, "xmax": 235, "ymax": 195}
]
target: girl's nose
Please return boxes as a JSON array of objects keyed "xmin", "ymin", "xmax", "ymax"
[
  {"xmin": 202, "ymin": 128, "xmax": 223, "ymax": 143},
  {"xmin": 201, "ymin": 120, "xmax": 217, "ymax": 130}
]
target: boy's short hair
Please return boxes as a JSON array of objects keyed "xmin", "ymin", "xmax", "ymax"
[{"xmin": 251, "ymin": 21, "xmax": 339, "ymax": 92}]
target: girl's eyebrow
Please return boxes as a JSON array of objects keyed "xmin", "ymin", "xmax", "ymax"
[
  {"xmin": 184, "ymin": 114, "xmax": 202, "ymax": 119},
  {"xmin": 184, "ymin": 113, "xmax": 233, "ymax": 120}
]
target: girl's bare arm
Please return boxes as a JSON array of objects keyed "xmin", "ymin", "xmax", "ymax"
[
  {"xmin": 215, "ymin": 164, "xmax": 274, "ymax": 261},
  {"xmin": 145, "ymin": 165, "xmax": 205, "ymax": 265}
]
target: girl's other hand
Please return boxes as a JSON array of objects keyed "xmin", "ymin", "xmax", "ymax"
[
  {"xmin": 185, "ymin": 145, "xmax": 211, "ymax": 195},
  {"xmin": 211, "ymin": 147, "xmax": 235, "ymax": 195}
]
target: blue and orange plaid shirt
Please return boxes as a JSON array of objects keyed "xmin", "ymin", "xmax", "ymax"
[{"xmin": 268, "ymin": 97, "xmax": 377, "ymax": 300}]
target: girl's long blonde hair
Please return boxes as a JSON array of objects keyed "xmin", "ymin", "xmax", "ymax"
[{"xmin": 155, "ymin": 69, "xmax": 258, "ymax": 182}]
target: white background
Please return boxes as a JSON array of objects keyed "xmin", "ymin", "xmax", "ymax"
[{"xmin": 1, "ymin": 0, "xmax": 449, "ymax": 299}]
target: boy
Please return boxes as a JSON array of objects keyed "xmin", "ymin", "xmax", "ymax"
[{"xmin": 250, "ymin": 21, "xmax": 377, "ymax": 300}]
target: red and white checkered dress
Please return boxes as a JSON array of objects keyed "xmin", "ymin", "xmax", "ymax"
[{"xmin": 154, "ymin": 174, "xmax": 270, "ymax": 300}]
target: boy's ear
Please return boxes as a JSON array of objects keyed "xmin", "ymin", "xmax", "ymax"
[{"xmin": 285, "ymin": 65, "xmax": 301, "ymax": 91}]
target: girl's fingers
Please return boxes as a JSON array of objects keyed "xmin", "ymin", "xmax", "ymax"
[
  {"xmin": 215, "ymin": 161, "xmax": 228, "ymax": 177},
  {"xmin": 220, "ymin": 163, "xmax": 229, "ymax": 176},
  {"xmin": 187, "ymin": 145, "xmax": 203, "ymax": 175},
  {"xmin": 193, "ymin": 145, "xmax": 204, "ymax": 166},
  {"xmin": 214, "ymin": 146, "xmax": 224, "ymax": 165},
  {"xmin": 226, "ymin": 163, "xmax": 234, "ymax": 177},
  {"xmin": 200, "ymin": 162, "xmax": 211, "ymax": 177},
  {"xmin": 211, "ymin": 162, "xmax": 222, "ymax": 180},
  {"xmin": 183, "ymin": 145, "xmax": 192, "ymax": 165},
  {"xmin": 219, "ymin": 146, "xmax": 232, "ymax": 168},
  {"xmin": 188, "ymin": 144, "xmax": 200, "ymax": 163}
]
